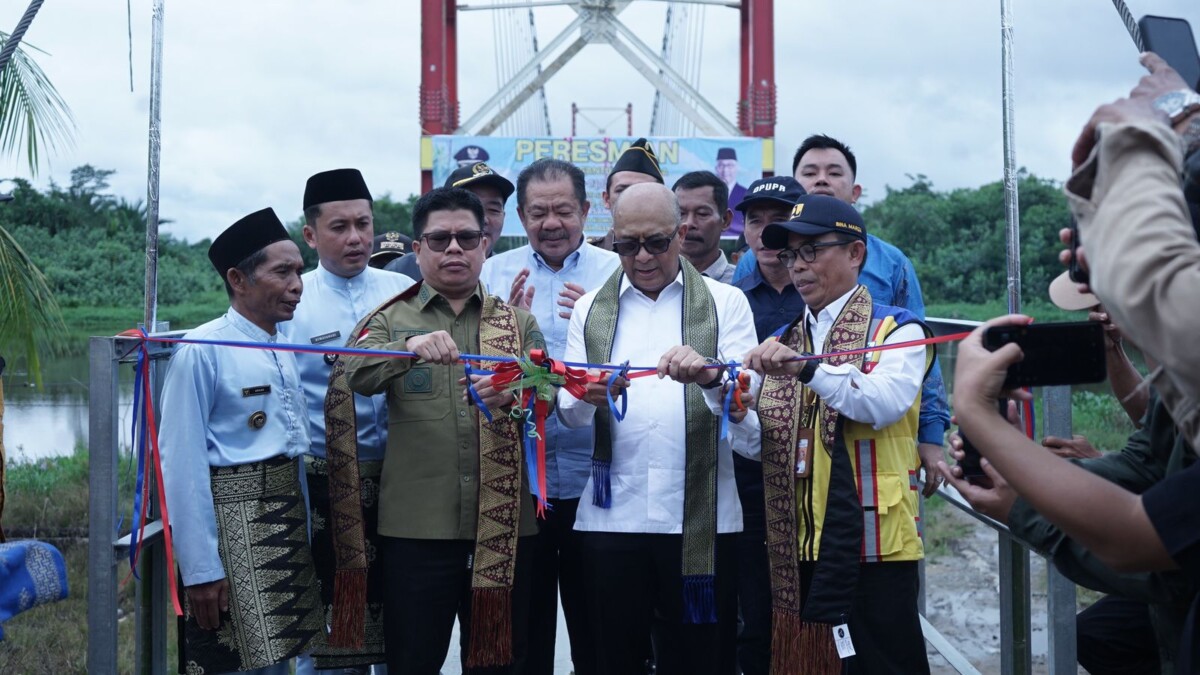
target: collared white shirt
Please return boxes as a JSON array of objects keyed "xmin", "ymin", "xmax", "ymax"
[
  {"xmin": 558, "ymin": 271, "xmax": 760, "ymax": 534},
  {"xmin": 279, "ymin": 264, "xmax": 415, "ymax": 460},
  {"xmin": 481, "ymin": 242, "xmax": 621, "ymax": 499},
  {"xmin": 804, "ymin": 285, "xmax": 926, "ymax": 429},
  {"xmin": 159, "ymin": 307, "xmax": 311, "ymax": 586}
]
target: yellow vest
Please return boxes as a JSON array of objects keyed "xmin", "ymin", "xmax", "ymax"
[{"xmin": 797, "ymin": 314, "xmax": 927, "ymax": 563}]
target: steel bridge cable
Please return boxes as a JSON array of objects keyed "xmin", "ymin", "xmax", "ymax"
[
  {"xmin": 1110, "ymin": 0, "xmax": 1145, "ymax": 52},
  {"xmin": 0, "ymin": 0, "xmax": 45, "ymax": 75}
]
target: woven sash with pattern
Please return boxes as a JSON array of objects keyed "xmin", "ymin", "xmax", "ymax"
[
  {"xmin": 758, "ymin": 284, "xmax": 872, "ymax": 674},
  {"xmin": 583, "ymin": 258, "xmax": 722, "ymax": 623},
  {"xmin": 465, "ymin": 293, "xmax": 526, "ymax": 667}
]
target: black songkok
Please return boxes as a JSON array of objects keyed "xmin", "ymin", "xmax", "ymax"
[
  {"xmin": 303, "ymin": 168, "xmax": 373, "ymax": 210},
  {"xmin": 609, "ymin": 138, "xmax": 664, "ymax": 184},
  {"xmin": 208, "ymin": 207, "xmax": 290, "ymax": 276}
]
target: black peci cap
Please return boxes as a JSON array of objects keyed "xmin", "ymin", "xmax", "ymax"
[
  {"xmin": 303, "ymin": 168, "xmax": 373, "ymax": 210},
  {"xmin": 208, "ymin": 208, "xmax": 291, "ymax": 276},
  {"xmin": 609, "ymin": 138, "xmax": 664, "ymax": 183}
]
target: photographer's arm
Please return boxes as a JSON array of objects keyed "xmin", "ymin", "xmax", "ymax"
[
  {"xmin": 1068, "ymin": 54, "xmax": 1200, "ymax": 451},
  {"xmin": 954, "ymin": 316, "xmax": 1175, "ymax": 574}
]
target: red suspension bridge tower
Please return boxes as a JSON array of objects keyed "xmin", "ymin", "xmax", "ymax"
[{"xmin": 418, "ymin": 0, "xmax": 777, "ymax": 192}]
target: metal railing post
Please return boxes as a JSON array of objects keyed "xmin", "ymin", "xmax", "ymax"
[
  {"xmin": 999, "ymin": 532, "xmax": 1032, "ymax": 675},
  {"xmin": 1042, "ymin": 385, "xmax": 1078, "ymax": 673},
  {"xmin": 87, "ymin": 336, "xmax": 120, "ymax": 673}
]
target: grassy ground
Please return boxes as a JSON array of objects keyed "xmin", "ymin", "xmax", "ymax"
[{"xmin": 0, "ymin": 447, "xmax": 159, "ymax": 673}]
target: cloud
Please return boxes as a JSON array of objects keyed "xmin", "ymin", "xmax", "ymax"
[{"xmin": 4, "ymin": 0, "xmax": 1195, "ymax": 244}]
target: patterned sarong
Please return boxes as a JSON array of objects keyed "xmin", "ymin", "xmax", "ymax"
[
  {"xmin": 179, "ymin": 455, "xmax": 322, "ymax": 674},
  {"xmin": 305, "ymin": 456, "xmax": 385, "ymax": 669}
]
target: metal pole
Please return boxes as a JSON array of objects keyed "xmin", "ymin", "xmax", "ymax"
[
  {"xmin": 1000, "ymin": 0, "xmax": 1021, "ymax": 314},
  {"xmin": 0, "ymin": 0, "xmax": 45, "ymax": 75},
  {"xmin": 999, "ymin": 532, "xmax": 1032, "ymax": 675},
  {"xmin": 1042, "ymin": 386, "xmax": 1078, "ymax": 674},
  {"xmin": 87, "ymin": 337, "xmax": 120, "ymax": 674},
  {"xmin": 143, "ymin": 0, "xmax": 164, "ymax": 330}
]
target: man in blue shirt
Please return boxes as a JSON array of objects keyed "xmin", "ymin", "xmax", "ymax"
[
  {"xmin": 480, "ymin": 158, "xmax": 620, "ymax": 675},
  {"xmin": 160, "ymin": 208, "xmax": 322, "ymax": 675},
  {"xmin": 281, "ymin": 168, "xmax": 415, "ymax": 673},
  {"xmin": 732, "ymin": 134, "xmax": 950, "ymax": 491}
]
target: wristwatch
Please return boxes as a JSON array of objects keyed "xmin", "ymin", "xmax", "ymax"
[
  {"xmin": 1152, "ymin": 88, "xmax": 1200, "ymax": 125},
  {"xmin": 699, "ymin": 357, "xmax": 726, "ymax": 389},
  {"xmin": 798, "ymin": 352, "xmax": 819, "ymax": 384}
]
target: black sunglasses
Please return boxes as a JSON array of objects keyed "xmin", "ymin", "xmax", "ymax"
[
  {"xmin": 420, "ymin": 230, "xmax": 484, "ymax": 252},
  {"xmin": 612, "ymin": 227, "xmax": 680, "ymax": 257}
]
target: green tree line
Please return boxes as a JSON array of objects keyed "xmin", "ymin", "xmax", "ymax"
[
  {"xmin": 1, "ymin": 165, "xmax": 420, "ymax": 309},
  {"xmin": 862, "ymin": 170, "xmax": 1069, "ymax": 305},
  {"xmin": 2, "ymin": 165, "xmax": 1069, "ymax": 315}
]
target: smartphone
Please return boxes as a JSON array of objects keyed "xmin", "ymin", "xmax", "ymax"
[
  {"xmin": 983, "ymin": 322, "xmax": 1107, "ymax": 388},
  {"xmin": 958, "ymin": 399, "xmax": 1007, "ymax": 488},
  {"xmin": 1140, "ymin": 15, "xmax": 1200, "ymax": 91},
  {"xmin": 1067, "ymin": 215, "xmax": 1088, "ymax": 285}
]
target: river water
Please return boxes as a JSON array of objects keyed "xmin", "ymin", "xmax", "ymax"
[{"xmin": 1, "ymin": 353, "xmax": 134, "ymax": 463}]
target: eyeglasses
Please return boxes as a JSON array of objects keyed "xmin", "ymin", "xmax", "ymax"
[
  {"xmin": 612, "ymin": 227, "xmax": 679, "ymax": 257},
  {"xmin": 775, "ymin": 239, "xmax": 857, "ymax": 266},
  {"xmin": 419, "ymin": 230, "xmax": 484, "ymax": 252}
]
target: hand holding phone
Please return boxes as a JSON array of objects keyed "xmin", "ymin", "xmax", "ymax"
[
  {"xmin": 958, "ymin": 399, "xmax": 1007, "ymax": 488},
  {"xmin": 983, "ymin": 321, "xmax": 1107, "ymax": 389}
]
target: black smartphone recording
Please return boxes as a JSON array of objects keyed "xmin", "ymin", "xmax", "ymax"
[
  {"xmin": 1140, "ymin": 15, "xmax": 1200, "ymax": 91},
  {"xmin": 1067, "ymin": 215, "xmax": 1089, "ymax": 285},
  {"xmin": 983, "ymin": 322, "xmax": 1107, "ymax": 389}
]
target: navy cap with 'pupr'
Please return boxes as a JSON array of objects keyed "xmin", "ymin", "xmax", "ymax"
[{"xmin": 733, "ymin": 176, "xmax": 806, "ymax": 213}]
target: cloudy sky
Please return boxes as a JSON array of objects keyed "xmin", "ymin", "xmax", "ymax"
[{"xmin": 3, "ymin": 0, "xmax": 1196, "ymax": 243}]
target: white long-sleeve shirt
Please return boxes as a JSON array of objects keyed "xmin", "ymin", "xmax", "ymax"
[
  {"xmin": 804, "ymin": 286, "xmax": 926, "ymax": 429},
  {"xmin": 557, "ymin": 271, "xmax": 760, "ymax": 535},
  {"xmin": 158, "ymin": 308, "xmax": 310, "ymax": 586}
]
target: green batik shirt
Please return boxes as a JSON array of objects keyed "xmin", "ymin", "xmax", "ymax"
[{"xmin": 344, "ymin": 282, "xmax": 544, "ymax": 540}]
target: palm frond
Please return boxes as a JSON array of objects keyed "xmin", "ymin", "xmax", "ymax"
[
  {"xmin": 0, "ymin": 31, "xmax": 74, "ymax": 176},
  {"xmin": 0, "ymin": 224, "xmax": 66, "ymax": 389}
]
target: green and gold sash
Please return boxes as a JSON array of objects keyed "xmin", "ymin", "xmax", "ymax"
[{"xmin": 583, "ymin": 259, "xmax": 722, "ymax": 623}]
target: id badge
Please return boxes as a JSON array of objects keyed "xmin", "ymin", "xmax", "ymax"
[{"xmin": 795, "ymin": 428, "xmax": 814, "ymax": 478}]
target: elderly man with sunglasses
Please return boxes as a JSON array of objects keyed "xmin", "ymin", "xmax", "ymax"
[
  {"xmin": 344, "ymin": 187, "xmax": 545, "ymax": 674},
  {"xmin": 742, "ymin": 194, "xmax": 933, "ymax": 675},
  {"xmin": 557, "ymin": 182, "xmax": 760, "ymax": 675}
]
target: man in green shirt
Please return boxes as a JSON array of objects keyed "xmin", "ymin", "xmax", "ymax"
[{"xmin": 345, "ymin": 187, "xmax": 544, "ymax": 674}]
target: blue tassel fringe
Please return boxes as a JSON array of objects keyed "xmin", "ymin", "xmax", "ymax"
[{"xmin": 591, "ymin": 459, "xmax": 612, "ymax": 508}]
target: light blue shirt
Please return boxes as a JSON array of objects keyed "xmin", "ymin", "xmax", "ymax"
[
  {"xmin": 279, "ymin": 264, "xmax": 416, "ymax": 460},
  {"xmin": 481, "ymin": 242, "xmax": 621, "ymax": 499},
  {"xmin": 732, "ymin": 234, "xmax": 951, "ymax": 445},
  {"xmin": 159, "ymin": 307, "xmax": 311, "ymax": 586}
]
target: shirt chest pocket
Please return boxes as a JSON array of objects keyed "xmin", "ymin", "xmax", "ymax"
[{"xmin": 390, "ymin": 364, "xmax": 448, "ymax": 422}]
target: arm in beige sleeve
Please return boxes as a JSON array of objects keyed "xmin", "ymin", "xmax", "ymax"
[{"xmin": 1069, "ymin": 120, "xmax": 1200, "ymax": 448}]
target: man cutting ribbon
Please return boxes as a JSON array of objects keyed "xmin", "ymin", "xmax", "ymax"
[
  {"xmin": 557, "ymin": 182, "xmax": 760, "ymax": 675},
  {"xmin": 342, "ymin": 187, "xmax": 544, "ymax": 674}
]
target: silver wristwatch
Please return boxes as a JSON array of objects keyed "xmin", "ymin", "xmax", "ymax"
[{"xmin": 1152, "ymin": 88, "xmax": 1200, "ymax": 125}]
